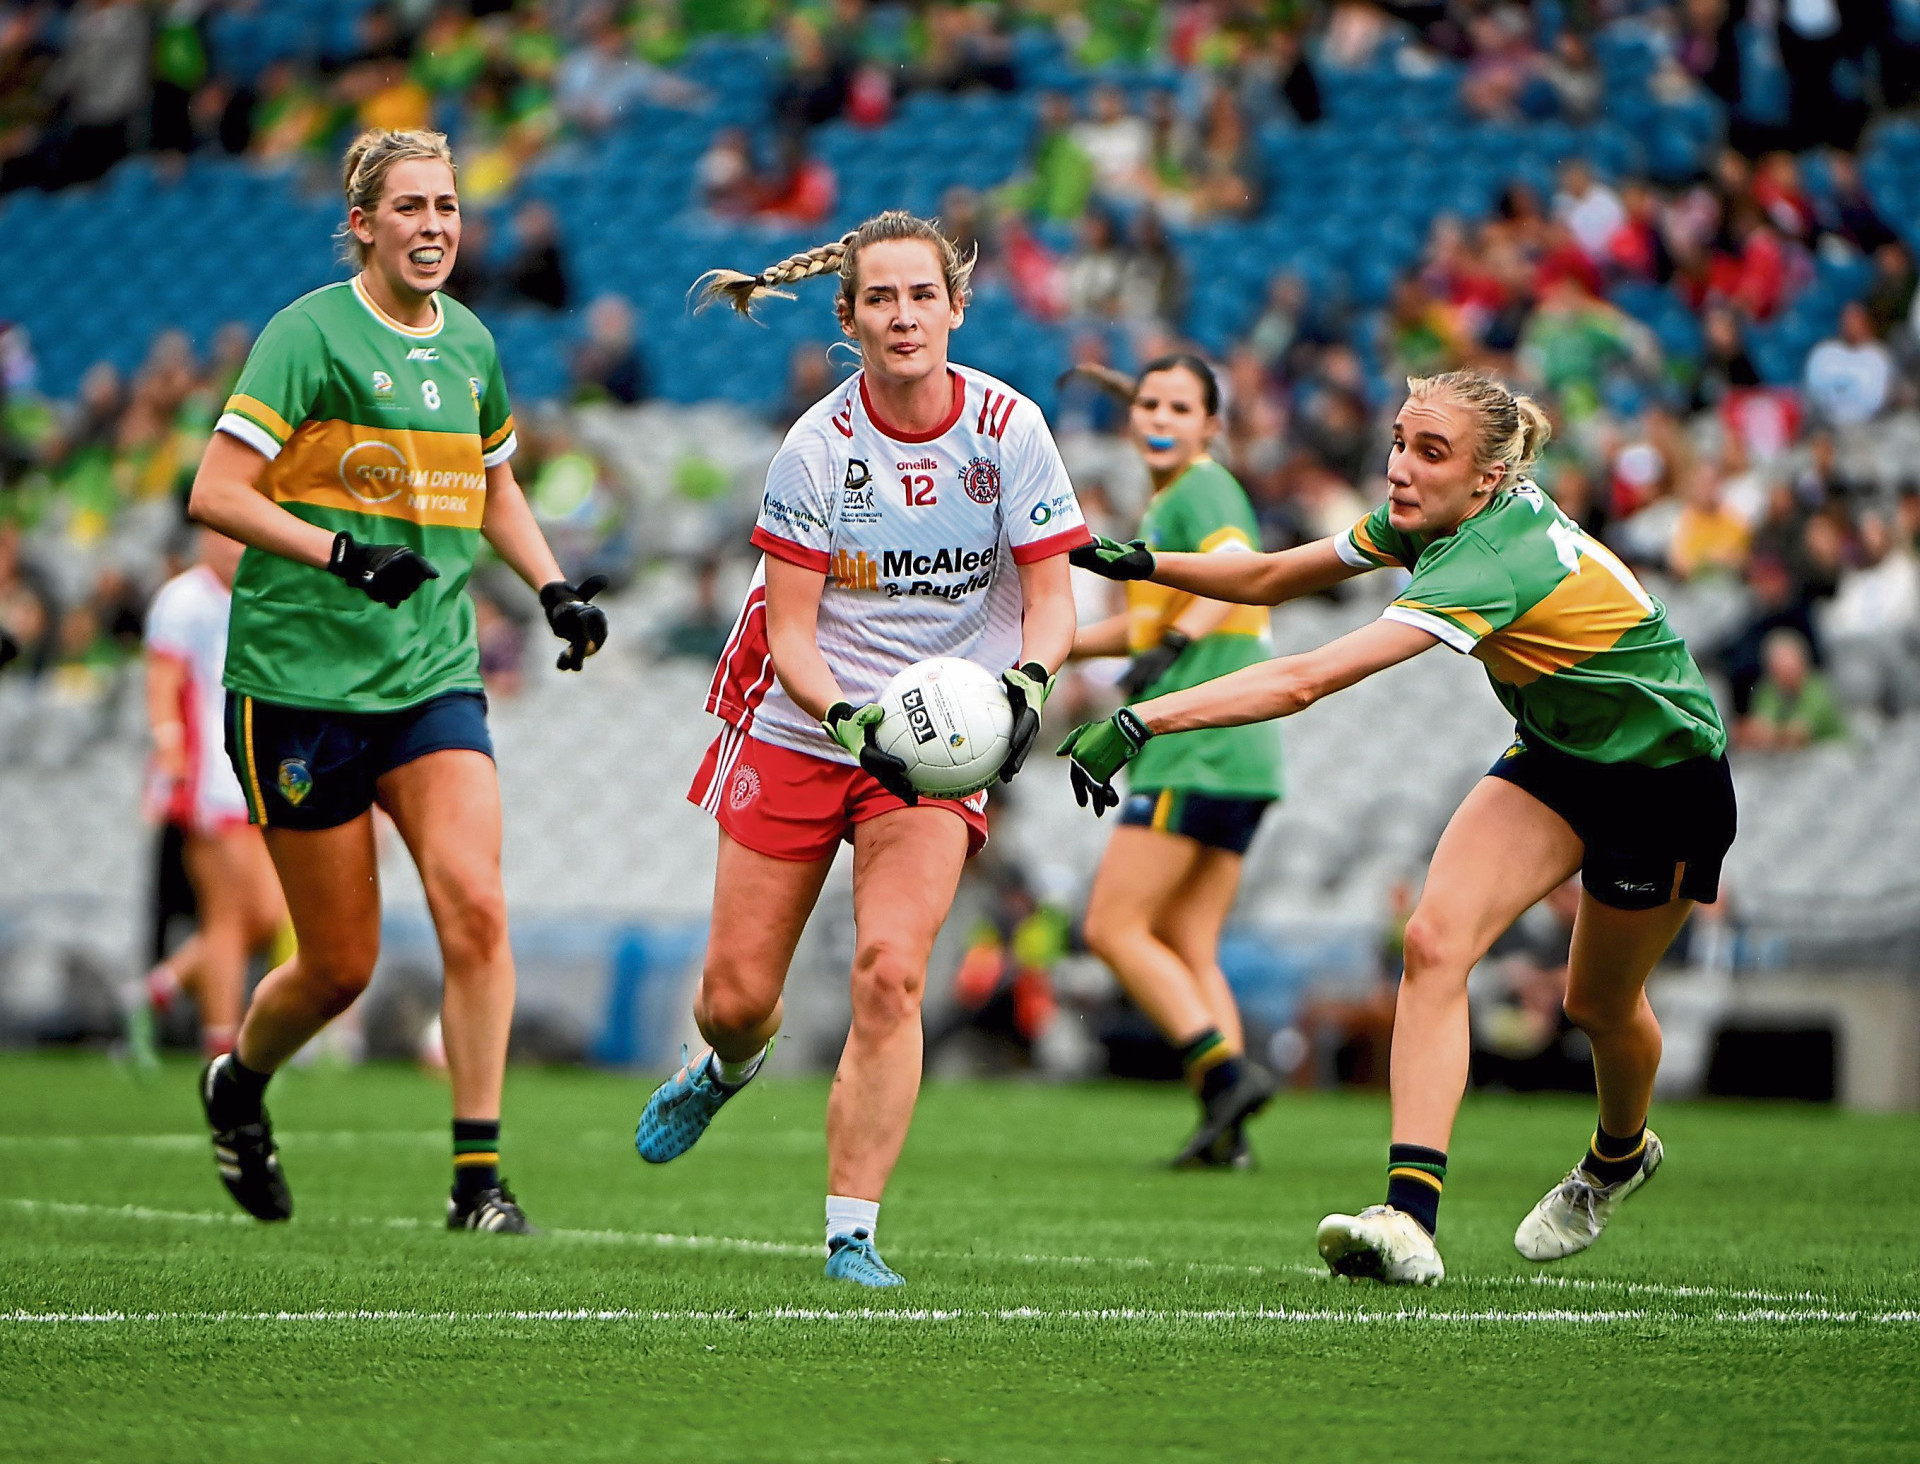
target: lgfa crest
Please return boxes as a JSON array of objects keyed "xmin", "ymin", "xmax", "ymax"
[{"xmin": 961, "ymin": 455, "xmax": 1000, "ymax": 505}]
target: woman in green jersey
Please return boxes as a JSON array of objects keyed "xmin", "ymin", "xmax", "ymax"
[
  {"xmin": 1064, "ymin": 354, "xmax": 1281, "ymax": 1168},
  {"xmin": 186, "ymin": 129, "xmax": 608, "ymax": 1234},
  {"xmin": 1062, "ymin": 368, "xmax": 1735, "ymax": 1286}
]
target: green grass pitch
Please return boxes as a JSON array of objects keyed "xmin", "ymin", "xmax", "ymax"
[{"xmin": 3, "ymin": 1053, "xmax": 1917, "ymax": 1462}]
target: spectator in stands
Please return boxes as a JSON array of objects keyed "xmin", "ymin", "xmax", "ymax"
[
  {"xmin": 1669, "ymin": 461, "xmax": 1752, "ymax": 582},
  {"xmin": 1752, "ymin": 152, "xmax": 1815, "ymax": 244},
  {"xmin": 503, "ymin": 200, "xmax": 570, "ymax": 311},
  {"xmin": 1188, "ymin": 82, "xmax": 1257, "ymax": 220},
  {"xmin": 1002, "ymin": 90, "xmax": 1094, "ymax": 224},
  {"xmin": 1816, "ymin": 149, "xmax": 1897, "ymax": 255},
  {"xmin": 1120, "ymin": 208, "xmax": 1184, "ymax": 324},
  {"xmin": 1691, "ymin": 305, "xmax": 1761, "ymax": 411},
  {"xmin": 572, "ymin": 294, "xmax": 648, "ymax": 406},
  {"xmin": 1677, "ymin": 0, "xmax": 1743, "ymax": 109},
  {"xmin": 916, "ymin": 1, "xmax": 1017, "ymax": 94},
  {"xmin": 249, "ymin": 62, "xmax": 331, "ymax": 161},
  {"xmin": 1804, "ymin": 303, "xmax": 1892, "ymax": 427},
  {"xmin": 1864, "ymin": 243, "xmax": 1917, "ymax": 341},
  {"xmin": 1553, "ymin": 159, "xmax": 1625, "ymax": 266},
  {"xmin": 1539, "ymin": 30, "xmax": 1602, "ymax": 123},
  {"xmin": 1269, "ymin": 26, "xmax": 1324, "ymax": 125},
  {"xmin": 1823, "ymin": 508, "xmax": 1920, "ymax": 712},
  {"xmin": 753, "ymin": 132, "xmax": 836, "ymax": 227},
  {"xmin": 556, "ymin": 13, "xmax": 701, "ymax": 134},
  {"xmin": 1777, "ymin": 0, "xmax": 1865, "ymax": 152},
  {"xmin": 43, "ymin": 0, "xmax": 148, "ymax": 187},
  {"xmin": 772, "ymin": 14, "xmax": 850, "ymax": 130},
  {"xmin": 1738, "ymin": 627, "xmax": 1848, "ymax": 749},
  {"xmin": 697, "ymin": 126, "xmax": 758, "ymax": 219},
  {"xmin": 0, "ymin": 522, "xmax": 54, "ymax": 676},
  {"xmin": 1061, "ymin": 208, "xmax": 1129, "ymax": 321},
  {"xmin": 773, "ymin": 344, "xmax": 835, "ymax": 432},
  {"xmin": 1072, "ymin": 82, "xmax": 1151, "ymax": 202}
]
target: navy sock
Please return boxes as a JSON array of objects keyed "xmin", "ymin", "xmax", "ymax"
[
  {"xmin": 1579, "ymin": 1122, "xmax": 1648, "ymax": 1186},
  {"xmin": 1385, "ymin": 1144, "xmax": 1448, "ymax": 1237},
  {"xmin": 452, "ymin": 1119, "xmax": 500, "ymax": 1201},
  {"xmin": 1178, "ymin": 1029, "xmax": 1242, "ymax": 1106}
]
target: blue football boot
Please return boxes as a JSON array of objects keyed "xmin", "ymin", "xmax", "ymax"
[
  {"xmin": 824, "ymin": 1229, "xmax": 905, "ymax": 1288},
  {"xmin": 635, "ymin": 1045, "xmax": 755, "ymax": 1164}
]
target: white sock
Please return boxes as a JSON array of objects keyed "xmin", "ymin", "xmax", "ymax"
[
  {"xmin": 826, "ymin": 1195, "xmax": 880, "ymax": 1248},
  {"xmin": 709, "ymin": 1046, "xmax": 766, "ymax": 1090}
]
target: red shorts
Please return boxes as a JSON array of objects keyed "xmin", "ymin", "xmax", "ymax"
[{"xmin": 689, "ymin": 726, "xmax": 990, "ymax": 862}]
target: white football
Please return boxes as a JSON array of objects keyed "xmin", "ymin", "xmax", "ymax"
[{"xmin": 874, "ymin": 656, "xmax": 1014, "ymax": 798}]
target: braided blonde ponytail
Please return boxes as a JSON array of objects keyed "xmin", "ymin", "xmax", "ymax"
[
  {"xmin": 1406, "ymin": 368, "xmax": 1553, "ymax": 488},
  {"xmin": 691, "ymin": 210, "xmax": 975, "ymax": 323},
  {"xmin": 692, "ymin": 233, "xmax": 858, "ymax": 318}
]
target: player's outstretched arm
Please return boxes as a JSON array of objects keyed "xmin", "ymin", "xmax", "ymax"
[
  {"xmin": 1057, "ymin": 619, "xmax": 1436, "ymax": 814},
  {"xmin": 999, "ymin": 551, "xmax": 1076, "ymax": 784},
  {"xmin": 1074, "ymin": 534, "xmax": 1367, "ymax": 607},
  {"xmin": 482, "ymin": 462, "xmax": 608, "ymax": 671}
]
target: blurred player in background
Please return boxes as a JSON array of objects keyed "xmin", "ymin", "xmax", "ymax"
[
  {"xmin": 1063, "ymin": 368, "xmax": 1734, "ymax": 1285},
  {"xmin": 136, "ymin": 528, "xmax": 289, "ymax": 1062},
  {"xmin": 636, "ymin": 210, "xmax": 1087, "ymax": 1288},
  {"xmin": 186, "ymin": 128, "xmax": 608, "ymax": 1234},
  {"xmin": 1062, "ymin": 355, "xmax": 1281, "ymax": 1168}
]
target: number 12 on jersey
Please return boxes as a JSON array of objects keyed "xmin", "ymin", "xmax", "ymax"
[{"xmin": 901, "ymin": 473, "xmax": 936, "ymax": 507}]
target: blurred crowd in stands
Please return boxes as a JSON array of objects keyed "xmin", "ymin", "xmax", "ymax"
[{"xmin": 2, "ymin": 0, "xmax": 1920, "ymax": 763}]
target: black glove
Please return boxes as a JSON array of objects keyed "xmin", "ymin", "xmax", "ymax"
[
  {"xmin": 0, "ymin": 624, "xmax": 17, "ymax": 671},
  {"xmin": 1119, "ymin": 628, "xmax": 1190, "ymax": 698},
  {"xmin": 997, "ymin": 662, "xmax": 1054, "ymax": 784},
  {"xmin": 540, "ymin": 575, "xmax": 609, "ymax": 672},
  {"xmin": 824, "ymin": 701, "xmax": 919, "ymax": 805},
  {"xmin": 1069, "ymin": 535, "xmax": 1156, "ymax": 581},
  {"xmin": 328, "ymin": 531, "xmax": 440, "ymax": 609}
]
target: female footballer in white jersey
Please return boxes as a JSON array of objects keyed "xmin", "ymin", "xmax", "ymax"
[{"xmin": 636, "ymin": 211, "xmax": 1087, "ymax": 1287}]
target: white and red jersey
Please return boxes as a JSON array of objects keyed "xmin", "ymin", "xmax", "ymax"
[
  {"xmin": 708, "ymin": 364, "xmax": 1090, "ymax": 761},
  {"xmin": 145, "ymin": 565, "xmax": 249, "ymax": 832}
]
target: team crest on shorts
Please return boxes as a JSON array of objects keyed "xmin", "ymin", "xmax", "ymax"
[
  {"xmin": 277, "ymin": 758, "xmax": 313, "ymax": 807},
  {"xmin": 728, "ymin": 765, "xmax": 761, "ymax": 811},
  {"xmin": 961, "ymin": 456, "xmax": 1000, "ymax": 505}
]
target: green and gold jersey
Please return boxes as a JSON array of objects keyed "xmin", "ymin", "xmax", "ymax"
[
  {"xmin": 1125, "ymin": 459, "xmax": 1284, "ymax": 800},
  {"xmin": 1338, "ymin": 482, "xmax": 1726, "ymax": 766},
  {"xmin": 217, "ymin": 276, "xmax": 516, "ymax": 713}
]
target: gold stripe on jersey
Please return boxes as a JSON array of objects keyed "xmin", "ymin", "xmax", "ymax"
[
  {"xmin": 1393, "ymin": 597, "xmax": 1496, "ymax": 641},
  {"xmin": 481, "ymin": 417, "xmax": 515, "ymax": 453},
  {"xmin": 1126, "ymin": 582, "xmax": 1269, "ymax": 651},
  {"xmin": 1197, "ymin": 525, "xmax": 1255, "ymax": 553},
  {"xmin": 225, "ymin": 394, "xmax": 295, "ymax": 446},
  {"xmin": 1347, "ymin": 516, "xmax": 1397, "ymax": 565},
  {"xmin": 1472, "ymin": 555, "xmax": 1652, "ymax": 687},
  {"xmin": 263, "ymin": 420, "xmax": 488, "ymax": 530}
]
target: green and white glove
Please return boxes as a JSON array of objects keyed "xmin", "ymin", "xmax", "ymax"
[
  {"xmin": 1068, "ymin": 535, "xmax": 1156, "ymax": 581},
  {"xmin": 1054, "ymin": 707, "xmax": 1154, "ymax": 816},
  {"xmin": 998, "ymin": 661, "xmax": 1054, "ymax": 784},
  {"xmin": 824, "ymin": 701, "xmax": 918, "ymax": 806}
]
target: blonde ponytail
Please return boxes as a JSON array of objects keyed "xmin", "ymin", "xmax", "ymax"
[{"xmin": 691, "ymin": 210, "xmax": 975, "ymax": 324}]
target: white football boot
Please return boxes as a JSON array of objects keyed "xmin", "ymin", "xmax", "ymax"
[
  {"xmin": 1514, "ymin": 1130, "xmax": 1664, "ymax": 1262},
  {"xmin": 1316, "ymin": 1205, "xmax": 1445, "ymax": 1286}
]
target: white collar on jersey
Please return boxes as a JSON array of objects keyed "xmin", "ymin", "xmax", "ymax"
[{"xmin": 350, "ymin": 274, "xmax": 446, "ymax": 339}]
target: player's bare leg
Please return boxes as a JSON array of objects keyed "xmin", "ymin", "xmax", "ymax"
[
  {"xmin": 827, "ymin": 805, "xmax": 968, "ymax": 1202},
  {"xmin": 637, "ymin": 831, "xmax": 831, "ymax": 1163},
  {"xmin": 1514, "ymin": 892, "xmax": 1693, "ymax": 1263},
  {"xmin": 179, "ymin": 826, "xmax": 286, "ymax": 1053},
  {"xmin": 1319, "ymin": 777, "xmax": 1580, "ymax": 1283},
  {"xmin": 1084, "ymin": 826, "xmax": 1212, "ymax": 1038},
  {"xmin": 1088, "ymin": 826, "xmax": 1270, "ymax": 1165},
  {"xmin": 200, "ymin": 814, "xmax": 380, "ymax": 1221},
  {"xmin": 378, "ymin": 749, "xmax": 532, "ymax": 1232}
]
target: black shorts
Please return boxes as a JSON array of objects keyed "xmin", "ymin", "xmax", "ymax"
[
  {"xmin": 1118, "ymin": 788, "xmax": 1273, "ymax": 856},
  {"xmin": 1487, "ymin": 732, "xmax": 1737, "ymax": 911},
  {"xmin": 225, "ymin": 689, "xmax": 493, "ymax": 832}
]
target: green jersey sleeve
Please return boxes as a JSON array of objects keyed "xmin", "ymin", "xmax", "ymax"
[
  {"xmin": 1382, "ymin": 533, "xmax": 1519, "ymax": 653},
  {"xmin": 1336, "ymin": 502, "xmax": 1420, "ymax": 570},
  {"xmin": 216, "ymin": 306, "xmax": 328, "ymax": 460},
  {"xmin": 475, "ymin": 341, "xmax": 517, "ymax": 467}
]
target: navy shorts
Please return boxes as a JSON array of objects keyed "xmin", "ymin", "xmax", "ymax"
[
  {"xmin": 1487, "ymin": 732, "xmax": 1737, "ymax": 910},
  {"xmin": 224, "ymin": 689, "xmax": 493, "ymax": 832},
  {"xmin": 1118, "ymin": 788, "xmax": 1273, "ymax": 856}
]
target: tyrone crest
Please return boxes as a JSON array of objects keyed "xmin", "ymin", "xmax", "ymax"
[{"xmin": 961, "ymin": 456, "xmax": 1000, "ymax": 505}]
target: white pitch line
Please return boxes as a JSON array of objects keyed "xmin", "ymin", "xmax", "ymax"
[
  {"xmin": 2, "ymin": 1198, "xmax": 1883, "ymax": 1313},
  {"xmin": 5, "ymin": 1306, "xmax": 1919, "ymax": 1328}
]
